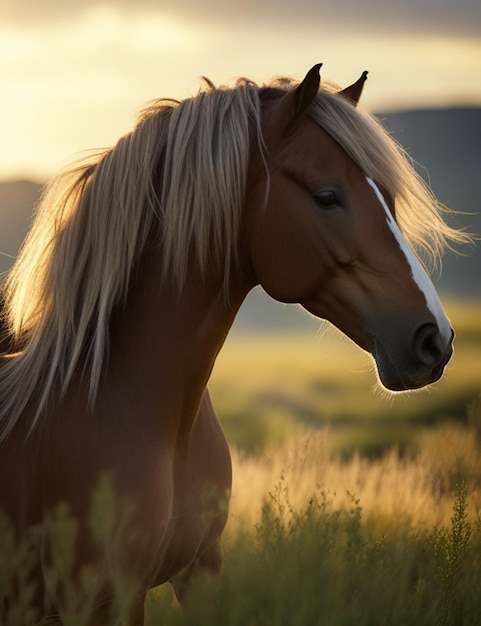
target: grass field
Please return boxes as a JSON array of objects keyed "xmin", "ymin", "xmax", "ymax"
[
  {"xmin": 146, "ymin": 483, "xmax": 481, "ymax": 626},
  {"xmin": 210, "ymin": 298, "xmax": 481, "ymax": 456},
  {"xmin": 145, "ymin": 415, "xmax": 481, "ymax": 625}
]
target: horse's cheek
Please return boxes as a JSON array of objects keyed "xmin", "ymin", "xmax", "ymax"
[{"xmin": 250, "ymin": 211, "xmax": 321, "ymax": 304}]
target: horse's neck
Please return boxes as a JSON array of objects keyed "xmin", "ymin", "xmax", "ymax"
[{"xmin": 104, "ymin": 257, "xmax": 250, "ymax": 439}]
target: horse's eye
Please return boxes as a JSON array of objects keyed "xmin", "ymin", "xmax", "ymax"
[{"xmin": 313, "ymin": 190, "xmax": 340, "ymax": 209}]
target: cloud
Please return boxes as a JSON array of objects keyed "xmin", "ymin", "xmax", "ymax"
[
  {"xmin": 4, "ymin": 0, "xmax": 481, "ymax": 38},
  {"xmin": 2, "ymin": 0, "xmax": 481, "ymax": 179}
]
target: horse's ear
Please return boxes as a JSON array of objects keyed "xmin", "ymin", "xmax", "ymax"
[
  {"xmin": 292, "ymin": 63, "xmax": 322, "ymax": 120},
  {"xmin": 338, "ymin": 71, "xmax": 368, "ymax": 106},
  {"xmin": 271, "ymin": 64, "xmax": 322, "ymax": 133}
]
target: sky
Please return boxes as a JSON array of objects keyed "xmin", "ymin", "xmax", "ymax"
[{"xmin": 2, "ymin": 0, "xmax": 481, "ymax": 180}]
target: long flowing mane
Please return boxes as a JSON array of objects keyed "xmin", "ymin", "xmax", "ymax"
[{"xmin": 0, "ymin": 75, "xmax": 466, "ymax": 441}]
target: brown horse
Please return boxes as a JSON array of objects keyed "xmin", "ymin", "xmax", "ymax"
[{"xmin": 0, "ymin": 65, "xmax": 465, "ymax": 623}]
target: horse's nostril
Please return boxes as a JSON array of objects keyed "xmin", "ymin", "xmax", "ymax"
[{"xmin": 412, "ymin": 323, "xmax": 445, "ymax": 366}]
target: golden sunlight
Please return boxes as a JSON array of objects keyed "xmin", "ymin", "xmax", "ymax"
[
  {"xmin": 71, "ymin": 6, "xmax": 200, "ymax": 53},
  {"xmin": 0, "ymin": 8, "xmax": 200, "ymax": 179},
  {"xmin": 1, "ymin": 6, "xmax": 481, "ymax": 180}
]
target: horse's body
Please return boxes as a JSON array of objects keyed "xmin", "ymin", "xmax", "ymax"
[
  {"xmin": 0, "ymin": 65, "xmax": 466, "ymax": 623},
  {"xmin": 1, "ymin": 262, "xmax": 238, "ymax": 621}
]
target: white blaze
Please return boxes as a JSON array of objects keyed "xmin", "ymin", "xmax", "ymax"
[{"xmin": 366, "ymin": 177, "xmax": 452, "ymax": 342}]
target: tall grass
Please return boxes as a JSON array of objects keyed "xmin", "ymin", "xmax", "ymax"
[
  {"xmin": 228, "ymin": 424, "xmax": 481, "ymax": 532},
  {"xmin": 150, "ymin": 396, "xmax": 481, "ymax": 624},
  {"xmin": 2, "ymin": 401, "xmax": 480, "ymax": 624},
  {"xmin": 146, "ymin": 481, "xmax": 481, "ymax": 626}
]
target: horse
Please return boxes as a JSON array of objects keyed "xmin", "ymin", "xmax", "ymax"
[{"xmin": 0, "ymin": 64, "xmax": 466, "ymax": 623}]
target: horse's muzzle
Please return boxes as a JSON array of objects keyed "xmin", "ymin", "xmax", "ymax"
[{"xmin": 368, "ymin": 323, "xmax": 454, "ymax": 392}]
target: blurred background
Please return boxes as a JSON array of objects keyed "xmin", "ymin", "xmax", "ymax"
[{"xmin": 1, "ymin": 0, "xmax": 480, "ymax": 457}]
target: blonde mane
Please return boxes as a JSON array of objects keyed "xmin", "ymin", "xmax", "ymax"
[{"xmin": 0, "ymin": 75, "xmax": 466, "ymax": 441}]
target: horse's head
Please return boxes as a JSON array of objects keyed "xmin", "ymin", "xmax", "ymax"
[{"xmin": 245, "ymin": 65, "xmax": 454, "ymax": 391}]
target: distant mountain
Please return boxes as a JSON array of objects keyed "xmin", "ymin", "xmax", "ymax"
[
  {"xmin": 0, "ymin": 108, "xmax": 479, "ymax": 332},
  {"xmin": 378, "ymin": 107, "xmax": 481, "ymax": 300},
  {"xmin": 0, "ymin": 179, "xmax": 42, "ymax": 279}
]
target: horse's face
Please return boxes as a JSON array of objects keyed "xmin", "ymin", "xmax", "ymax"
[{"xmin": 245, "ymin": 71, "xmax": 453, "ymax": 392}]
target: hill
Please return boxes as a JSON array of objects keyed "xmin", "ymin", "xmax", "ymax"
[
  {"xmin": 379, "ymin": 107, "xmax": 480, "ymax": 299},
  {"xmin": 0, "ymin": 108, "xmax": 479, "ymax": 332},
  {"xmin": 0, "ymin": 179, "xmax": 42, "ymax": 280}
]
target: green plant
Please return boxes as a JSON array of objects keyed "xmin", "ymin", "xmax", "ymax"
[{"xmin": 431, "ymin": 482, "xmax": 473, "ymax": 626}]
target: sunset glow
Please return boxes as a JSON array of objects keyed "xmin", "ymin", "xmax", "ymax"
[{"xmin": 1, "ymin": 2, "xmax": 481, "ymax": 180}]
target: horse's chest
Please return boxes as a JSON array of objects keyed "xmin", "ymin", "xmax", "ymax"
[{"xmin": 154, "ymin": 408, "xmax": 231, "ymax": 583}]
